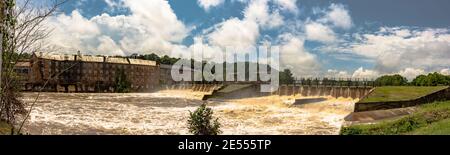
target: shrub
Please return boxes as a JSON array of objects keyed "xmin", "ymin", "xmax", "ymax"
[{"xmin": 187, "ymin": 103, "xmax": 221, "ymax": 135}]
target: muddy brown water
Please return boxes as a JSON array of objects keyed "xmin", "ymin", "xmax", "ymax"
[{"xmin": 19, "ymin": 92, "xmax": 357, "ymax": 135}]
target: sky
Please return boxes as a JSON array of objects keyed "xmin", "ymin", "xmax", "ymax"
[{"xmin": 38, "ymin": 0, "xmax": 450, "ymax": 80}]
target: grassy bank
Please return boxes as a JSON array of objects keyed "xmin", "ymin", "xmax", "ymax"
[
  {"xmin": 0, "ymin": 121, "xmax": 12, "ymax": 135},
  {"xmin": 359, "ymin": 86, "xmax": 448, "ymax": 103},
  {"xmin": 409, "ymin": 119, "xmax": 450, "ymax": 135},
  {"xmin": 340, "ymin": 100, "xmax": 450, "ymax": 135}
]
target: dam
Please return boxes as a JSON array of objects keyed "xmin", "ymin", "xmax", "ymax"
[{"xmin": 160, "ymin": 84, "xmax": 373, "ymax": 100}]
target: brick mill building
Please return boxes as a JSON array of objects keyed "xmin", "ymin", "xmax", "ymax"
[{"xmin": 28, "ymin": 52, "xmax": 160, "ymax": 92}]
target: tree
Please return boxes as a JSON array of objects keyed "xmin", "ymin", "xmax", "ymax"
[
  {"xmin": 187, "ymin": 103, "xmax": 221, "ymax": 135},
  {"xmin": 411, "ymin": 72, "xmax": 450, "ymax": 86},
  {"xmin": 145, "ymin": 53, "xmax": 160, "ymax": 63},
  {"xmin": 279, "ymin": 69, "xmax": 295, "ymax": 85},
  {"xmin": 1, "ymin": 0, "xmax": 65, "ymax": 134},
  {"xmin": 160, "ymin": 55, "xmax": 171, "ymax": 65},
  {"xmin": 114, "ymin": 68, "xmax": 131, "ymax": 93},
  {"xmin": 374, "ymin": 74, "xmax": 408, "ymax": 86}
]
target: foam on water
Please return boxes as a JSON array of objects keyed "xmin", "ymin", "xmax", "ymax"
[{"xmin": 20, "ymin": 92, "xmax": 356, "ymax": 135}]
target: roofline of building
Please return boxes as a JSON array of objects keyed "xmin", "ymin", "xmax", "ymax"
[{"xmin": 33, "ymin": 52, "xmax": 159, "ymax": 66}]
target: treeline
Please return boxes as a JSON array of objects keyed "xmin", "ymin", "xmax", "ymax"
[
  {"xmin": 375, "ymin": 72, "xmax": 450, "ymax": 86},
  {"xmin": 129, "ymin": 53, "xmax": 180, "ymax": 65},
  {"xmin": 411, "ymin": 72, "xmax": 450, "ymax": 86}
]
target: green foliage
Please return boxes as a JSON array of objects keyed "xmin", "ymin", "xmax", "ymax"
[
  {"xmin": 129, "ymin": 53, "xmax": 180, "ymax": 65},
  {"xmin": 409, "ymin": 119, "xmax": 450, "ymax": 135},
  {"xmin": 114, "ymin": 68, "xmax": 131, "ymax": 93},
  {"xmin": 279, "ymin": 69, "xmax": 295, "ymax": 85},
  {"xmin": 160, "ymin": 55, "xmax": 179, "ymax": 65},
  {"xmin": 411, "ymin": 72, "xmax": 450, "ymax": 86},
  {"xmin": 187, "ymin": 103, "xmax": 221, "ymax": 135},
  {"xmin": 341, "ymin": 111, "xmax": 449, "ymax": 135},
  {"xmin": 145, "ymin": 53, "xmax": 160, "ymax": 62},
  {"xmin": 374, "ymin": 74, "xmax": 408, "ymax": 86}
]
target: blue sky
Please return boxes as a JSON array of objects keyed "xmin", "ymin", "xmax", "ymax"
[{"xmin": 43, "ymin": 0, "xmax": 450, "ymax": 79}]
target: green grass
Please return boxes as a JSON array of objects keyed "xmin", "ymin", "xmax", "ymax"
[
  {"xmin": 359, "ymin": 86, "xmax": 448, "ymax": 103},
  {"xmin": 409, "ymin": 119, "xmax": 450, "ymax": 135},
  {"xmin": 340, "ymin": 100, "xmax": 450, "ymax": 135},
  {"xmin": 0, "ymin": 121, "xmax": 12, "ymax": 135}
]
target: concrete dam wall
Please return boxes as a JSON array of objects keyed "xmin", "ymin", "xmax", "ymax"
[
  {"xmin": 160, "ymin": 84, "xmax": 223, "ymax": 93},
  {"xmin": 160, "ymin": 84, "xmax": 372, "ymax": 100},
  {"xmin": 274, "ymin": 86, "xmax": 372, "ymax": 99}
]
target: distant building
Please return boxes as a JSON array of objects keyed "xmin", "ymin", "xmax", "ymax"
[
  {"xmin": 14, "ymin": 60, "xmax": 32, "ymax": 90},
  {"xmin": 28, "ymin": 52, "xmax": 160, "ymax": 92}
]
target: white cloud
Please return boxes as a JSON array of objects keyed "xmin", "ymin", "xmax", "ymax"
[
  {"xmin": 197, "ymin": 0, "xmax": 224, "ymax": 11},
  {"xmin": 441, "ymin": 68, "xmax": 450, "ymax": 75},
  {"xmin": 326, "ymin": 69, "xmax": 350, "ymax": 78},
  {"xmin": 206, "ymin": 0, "xmax": 284, "ymax": 48},
  {"xmin": 349, "ymin": 27, "xmax": 450, "ymax": 72},
  {"xmin": 319, "ymin": 3, "xmax": 352, "ymax": 30},
  {"xmin": 44, "ymin": 0, "xmax": 190, "ymax": 56},
  {"xmin": 351, "ymin": 67, "xmax": 379, "ymax": 79},
  {"xmin": 104, "ymin": 0, "xmax": 121, "ymax": 8},
  {"xmin": 305, "ymin": 22, "xmax": 336, "ymax": 43},
  {"xmin": 398, "ymin": 68, "xmax": 425, "ymax": 81},
  {"xmin": 43, "ymin": 10, "xmax": 100, "ymax": 53},
  {"xmin": 97, "ymin": 36, "xmax": 125, "ymax": 56},
  {"xmin": 189, "ymin": 37, "xmax": 225, "ymax": 60},
  {"xmin": 273, "ymin": 0, "xmax": 298, "ymax": 13},
  {"xmin": 278, "ymin": 33, "xmax": 320, "ymax": 76},
  {"xmin": 327, "ymin": 67, "xmax": 440, "ymax": 80},
  {"xmin": 394, "ymin": 29, "xmax": 412, "ymax": 38},
  {"xmin": 207, "ymin": 18, "xmax": 260, "ymax": 47},
  {"xmin": 243, "ymin": 0, "xmax": 284, "ymax": 29}
]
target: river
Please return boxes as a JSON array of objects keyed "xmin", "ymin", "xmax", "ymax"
[{"xmin": 20, "ymin": 91, "xmax": 357, "ymax": 135}]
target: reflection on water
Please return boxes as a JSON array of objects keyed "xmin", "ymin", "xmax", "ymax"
[{"xmin": 20, "ymin": 92, "xmax": 357, "ymax": 135}]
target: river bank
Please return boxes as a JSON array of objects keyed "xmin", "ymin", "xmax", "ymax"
[{"xmin": 341, "ymin": 100, "xmax": 450, "ymax": 135}]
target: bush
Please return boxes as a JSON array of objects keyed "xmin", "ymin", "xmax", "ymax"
[
  {"xmin": 374, "ymin": 74, "xmax": 408, "ymax": 86},
  {"xmin": 187, "ymin": 103, "xmax": 221, "ymax": 135}
]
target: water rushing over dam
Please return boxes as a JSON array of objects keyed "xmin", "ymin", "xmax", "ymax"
[
  {"xmin": 20, "ymin": 91, "xmax": 357, "ymax": 135},
  {"xmin": 159, "ymin": 84, "xmax": 372, "ymax": 100}
]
